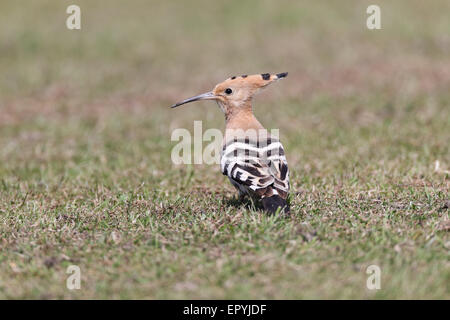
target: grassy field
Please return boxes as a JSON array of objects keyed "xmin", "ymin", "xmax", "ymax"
[{"xmin": 0, "ymin": 0, "xmax": 449, "ymax": 299}]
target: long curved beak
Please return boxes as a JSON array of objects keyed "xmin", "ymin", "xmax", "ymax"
[{"xmin": 171, "ymin": 91, "xmax": 217, "ymax": 108}]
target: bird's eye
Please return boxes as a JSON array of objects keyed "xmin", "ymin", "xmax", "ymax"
[{"xmin": 225, "ymin": 88, "xmax": 233, "ymax": 95}]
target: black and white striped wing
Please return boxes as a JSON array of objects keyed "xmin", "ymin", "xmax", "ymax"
[{"xmin": 220, "ymin": 138, "xmax": 289, "ymax": 198}]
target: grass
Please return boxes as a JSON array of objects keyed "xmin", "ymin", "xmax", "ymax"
[{"xmin": 0, "ymin": 0, "xmax": 449, "ymax": 299}]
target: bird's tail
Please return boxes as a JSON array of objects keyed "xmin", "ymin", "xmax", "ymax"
[{"xmin": 262, "ymin": 195, "xmax": 290, "ymax": 215}]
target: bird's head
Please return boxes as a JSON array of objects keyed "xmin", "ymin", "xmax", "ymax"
[{"xmin": 171, "ymin": 72, "xmax": 288, "ymax": 116}]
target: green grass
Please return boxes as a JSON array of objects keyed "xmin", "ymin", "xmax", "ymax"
[{"xmin": 0, "ymin": 0, "xmax": 449, "ymax": 299}]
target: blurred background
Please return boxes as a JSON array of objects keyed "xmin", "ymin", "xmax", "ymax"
[
  {"xmin": 0, "ymin": 0, "xmax": 448, "ymax": 299},
  {"xmin": 1, "ymin": 1, "xmax": 448, "ymax": 174}
]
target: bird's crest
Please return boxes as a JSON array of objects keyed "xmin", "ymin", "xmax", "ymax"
[
  {"xmin": 171, "ymin": 72, "xmax": 288, "ymax": 109},
  {"xmin": 214, "ymin": 72, "xmax": 288, "ymax": 93}
]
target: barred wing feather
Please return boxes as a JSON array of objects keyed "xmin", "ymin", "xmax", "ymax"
[{"xmin": 220, "ymin": 138, "xmax": 289, "ymax": 198}]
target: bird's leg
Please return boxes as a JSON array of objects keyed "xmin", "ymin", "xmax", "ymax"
[
  {"xmin": 248, "ymin": 194, "xmax": 262, "ymax": 211},
  {"xmin": 238, "ymin": 190, "xmax": 247, "ymax": 201}
]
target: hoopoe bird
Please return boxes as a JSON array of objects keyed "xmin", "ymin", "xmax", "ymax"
[{"xmin": 171, "ymin": 73, "xmax": 290, "ymax": 214}]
